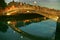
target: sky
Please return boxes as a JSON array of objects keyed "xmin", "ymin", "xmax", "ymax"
[
  {"xmin": 5, "ymin": 0, "xmax": 60, "ymax": 10},
  {"xmin": 5, "ymin": 0, "xmax": 60, "ymax": 3}
]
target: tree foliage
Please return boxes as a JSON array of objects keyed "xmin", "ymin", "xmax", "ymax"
[{"xmin": 0, "ymin": 0, "xmax": 7, "ymax": 9}]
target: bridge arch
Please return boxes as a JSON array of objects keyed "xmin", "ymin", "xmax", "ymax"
[
  {"xmin": 3, "ymin": 2, "xmax": 60, "ymax": 40},
  {"xmin": 4, "ymin": 6, "xmax": 59, "ymax": 21}
]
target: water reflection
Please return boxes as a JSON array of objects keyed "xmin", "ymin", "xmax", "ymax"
[
  {"xmin": 7, "ymin": 17, "xmax": 43, "ymax": 27},
  {"xmin": 0, "ymin": 14, "xmax": 44, "ymax": 33},
  {"xmin": 0, "ymin": 15, "xmax": 56, "ymax": 40}
]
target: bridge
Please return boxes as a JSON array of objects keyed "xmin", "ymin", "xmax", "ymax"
[
  {"xmin": 1, "ymin": 2, "xmax": 60, "ymax": 40},
  {"xmin": 2, "ymin": 2, "xmax": 60, "ymax": 22},
  {"xmin": 1, "ymin": 2, "xmax": 60, "ymax": 34}
]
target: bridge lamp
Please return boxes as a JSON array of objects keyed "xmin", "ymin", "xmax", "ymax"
[
  {"xmin": 56, "ymin": 17, "xmax": 59, "ymax": 21},
  {"xmin": 26, "ymin": 10, "xmax": 30, "ymax": 12},
  {"xmin": 6, "ymin": 13, "xmax": 11, "ymax": 15},
  {"xmin": 53, "ymin": 16, "xmax": 59, "ymax": 21}
]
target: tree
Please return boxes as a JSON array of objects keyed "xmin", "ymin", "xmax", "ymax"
[{"xmin": 0, "ymin": 0, "xmax": 7, "ymax": 9}]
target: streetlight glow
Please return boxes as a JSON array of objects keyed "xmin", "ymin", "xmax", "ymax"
[
  {"xmin": 6, "ymin": 13, "xmax": 11, "ymax": 15},
  {"xmin": 27, "ymin": 10, "xmax": 30, "ymax": 12},
  {"xmin": 7, "ymin": 21, "xmax": 11, "ymax": 24}
]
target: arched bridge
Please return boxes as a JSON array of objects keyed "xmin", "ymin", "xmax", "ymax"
[
  {"xmin": 2, "ymin": 2, "xmax": 60, "ymax": 39},
  {"xmin": 3, "ymin": 3, "xmax": 60, "ymax": 21}
]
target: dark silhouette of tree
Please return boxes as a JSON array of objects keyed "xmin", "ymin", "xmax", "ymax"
[
  {"xmin": 0, "ymin": 0, "xmax": 7, "ymax": 9},
  {"xmin": 0, "ymin": 22, "xmax": 8, "ymax": 32},
  {"xmin": 55, "ymin": 18, "xmax": 60, "ymax": 40}
]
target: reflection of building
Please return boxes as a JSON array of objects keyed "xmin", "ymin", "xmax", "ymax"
[{"xmin": 31, "ymin": 18, "xmax": 40, "ymax": 22}]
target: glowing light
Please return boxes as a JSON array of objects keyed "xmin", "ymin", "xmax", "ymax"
[
  {"xmin": 57, "ymin": 16, "xmax": 59, "ymax": 19},
  {"xmin": 26, "ymin": 10, "xmax": 30, "ymax": 12},
  {"xmin": 52, "ymin": 16, "xmax": 59, "ymax": 21},
  {"xmin": 7, "ymin": 21, "xmax": 11, "ymax": 24},
  {"xmin": 55, "ymin": 16, "xmax": 59, "ymax": 21},
  {"xmin": 6, "ymin": 13, "xmax": 11, "ymax": 15}
]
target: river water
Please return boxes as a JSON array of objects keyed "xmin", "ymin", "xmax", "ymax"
[
  {"xmin": 0, "ymin": 16, "xmax": 56, "ymax": 40},
  {"xmin": 0, "ymin": 0, "xmax": 60, "ymax": 40}
]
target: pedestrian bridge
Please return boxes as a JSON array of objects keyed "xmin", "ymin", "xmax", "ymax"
[{"xmin": 3, "ymin": 2, "xmax": 60, "ymax": 21}]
